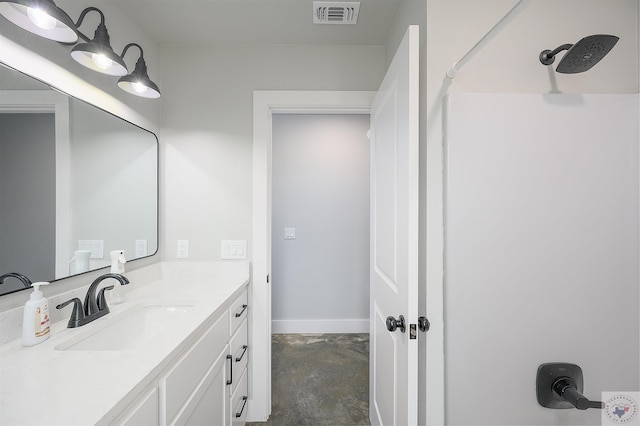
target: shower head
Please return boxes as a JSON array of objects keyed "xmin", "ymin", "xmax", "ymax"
[{"xmin": 539, "ymin": 34, "xmax": 619, "ymax": 74}]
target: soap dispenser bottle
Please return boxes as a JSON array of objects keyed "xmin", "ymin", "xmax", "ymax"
[
  {"xmin": 109, "ymin": 250, "xmax": 127, "ymax": 304},
  {"xmin": 22, "ymin": 282, "xmax": 51, "ymax": 346}
]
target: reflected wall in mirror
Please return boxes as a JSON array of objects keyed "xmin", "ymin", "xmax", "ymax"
[{"xmin": 0, "ymin": 63, "xmax": 158, "ymax": 296}]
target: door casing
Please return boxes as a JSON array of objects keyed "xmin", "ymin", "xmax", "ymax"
[{"xmin": 250, "ymin": 90, "xmax": 376, "ymax": 421}]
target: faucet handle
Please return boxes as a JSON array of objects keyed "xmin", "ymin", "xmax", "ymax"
[
  {"xmin": 97, "ymin": 285, "xmax": 115, "ymax": 312},
  {"xmin": 56, "ymin": 298, "xmax": 85, "ymax": 328}
]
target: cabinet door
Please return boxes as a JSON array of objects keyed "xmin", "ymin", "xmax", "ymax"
[
  {"xmin": 162, "ymin": 313, "xmax": 229, "ymax": 424},
  {"xmin": 117, "ymin": 387, "xmax": 159, "ymax": 426},
  {"xmin": 229, "ymin": 290, "xmax": 248, "ymax": 334},
  {"xmin": 173, "ymin": 349, "xmax": 230, "ymax": 426},
  {"xmin": 229, "ymin": 318, "xmax": 248, "ymax": 395},
  {"xmin": 230, "ymin": 368, "xmax": 248, "ymax": 426}
]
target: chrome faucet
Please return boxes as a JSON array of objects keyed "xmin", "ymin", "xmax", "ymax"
[
  {"xmin": 0, "ymin": 272, "xmax": 32, "ymax": 289},
  {"xmin": 56, "ymin": 273, "xmax": 130, "ymax": 328}
]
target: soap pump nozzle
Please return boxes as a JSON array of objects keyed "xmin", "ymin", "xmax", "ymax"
[
  {"xmin": 108, "ymin": 250, "xmax": 127, "ymax": 304},
  {"xmin": 110, "ymin": 250, "xmax": 126, "ymax": 274},
  {"xmin": 30, "ymin": 281, "xmax": 49, "ymax": 299}
]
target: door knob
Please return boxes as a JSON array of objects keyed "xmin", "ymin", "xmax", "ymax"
[
  {"xmin": 386, "ymin": 315, "xmax": 406, "ymax": 333},
  {"xmin": 418, "ymin": 316, "xmax": 430, "ymax": 332}
]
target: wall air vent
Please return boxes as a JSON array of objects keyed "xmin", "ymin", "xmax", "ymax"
[{"xmin": 313, "ymin": 2, "xmax": 360, "ymax": 24}]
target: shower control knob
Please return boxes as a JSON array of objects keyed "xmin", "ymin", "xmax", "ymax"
[{"xmin": 386, "ymin": 315, "xmax": 406, "ymax": 333}]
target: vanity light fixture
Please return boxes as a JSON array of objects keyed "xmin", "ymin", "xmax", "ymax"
[
  {"xmin": 70, "ymin": 7, "xmax": 127, "ymax": 76},
  {"xmin": 117, "ymin": 43, "xmax": 161, "ymax": 99},
  {"xmin": 0, "ymin": 0, "xmax": 77, "ymax": 43},
  {"xmin": 0, "ymin": 2, "xmax": 161, "ymax": 98}
]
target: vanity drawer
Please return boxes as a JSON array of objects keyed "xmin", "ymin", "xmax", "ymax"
[
  {"xmin": 229, "ymin": 290, "xmax": 248, "ymax": 334},
  {"xmin": 231, "ymin": 368, "xmax": 248, "ymax": 426},
  {"xmin": 161, "ymin": 312, "xmax": 229, "ymax": 424},
  {"xmin": 229, "ymin": 319, "xmax": 248, "ymax": 393}
]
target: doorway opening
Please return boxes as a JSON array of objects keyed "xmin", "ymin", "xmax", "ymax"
[
  {"xmin": 260, "ymin": 112, "xmax": 371, "ymax": 425},
  {"xmin": 249, "ymin": 91, "xmax": 375, "ymax": 422}
]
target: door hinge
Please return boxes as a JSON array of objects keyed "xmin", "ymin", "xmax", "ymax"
[{"xmin": 267, "ymin": 274, "xmax": 269, "ymax": 283}]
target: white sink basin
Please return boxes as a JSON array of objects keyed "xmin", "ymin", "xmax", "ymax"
[{"xmin": 55, "ymin": 301, "xmax": 196, "ymax": 351}]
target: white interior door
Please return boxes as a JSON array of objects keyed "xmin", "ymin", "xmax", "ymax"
[{"xmin": 369, "ymin": 25, "xmax": 419, "ymax": 426}]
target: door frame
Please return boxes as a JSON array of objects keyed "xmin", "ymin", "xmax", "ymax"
[
  {"xmin": 249, "ymin": 91, "xmax": 376, "ymax": 421},
  {"xmin": 0, "ymin": 90, "xmax": 70, "ymax": 280}
]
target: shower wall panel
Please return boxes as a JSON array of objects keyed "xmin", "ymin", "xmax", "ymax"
[{"xmin": 443, "ymin": 94, "xmax": 639, "ymax": 425}]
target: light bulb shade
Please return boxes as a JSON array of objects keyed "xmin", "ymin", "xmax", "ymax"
[
  {"xmin": 71, "ymin": 41, "xmax": 127, "ymax": 76},
  {"xmin": 0, "ymin": 0, "xmax": 77, "ymax": 43},
  {"xmin": 117, "ymin": 57, "xmax": 161, "ymax": 99}
]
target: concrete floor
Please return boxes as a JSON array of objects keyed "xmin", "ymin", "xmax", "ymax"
[{"xmin": 247, "ymin": 333, "xmax": 370, "ymax": 426}]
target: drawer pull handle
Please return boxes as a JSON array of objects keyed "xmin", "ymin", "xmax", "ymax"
[
  {"xmin": 236, "ymin": 345, "xmax": 248, "ymax": 362},
  {"xmin": 235, "ymin": 304, "xmax": 248, "ymax": 318},
  {"xmin": 235, "ymin": 396, "xmax": 248, "ymax": 418},
  {"xmin": 226, "ymin": 354, "xmax": 233, "ymax": 385}
]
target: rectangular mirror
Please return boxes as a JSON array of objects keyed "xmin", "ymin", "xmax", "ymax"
[{"xmin": 0, "ymin": 63, "xmax": 158, "ymax": 296}]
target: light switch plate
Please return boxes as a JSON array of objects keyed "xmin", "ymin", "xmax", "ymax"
[
  {"xmin": 221, "ymin": 240, "xmax": 247, "ymax": 259},
  {"xmin": 284, "ymin": 228, "xmax": 296, "ymax": 240}
]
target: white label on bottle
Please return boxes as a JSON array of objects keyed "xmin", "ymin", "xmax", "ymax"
[{"xmin": 35, "ymin": 303, "xmax": 50, "ymax": 338}]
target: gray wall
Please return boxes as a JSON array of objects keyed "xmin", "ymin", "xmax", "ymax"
[
  {"xmin": 271, "ymin": 114, "xmax": 370, "ymax": 329},
  {"xmin": 0, "ymin": 113, "xmax": 55, "ymax": 288}
]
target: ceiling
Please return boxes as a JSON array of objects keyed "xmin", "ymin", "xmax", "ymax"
[{"xmin": 115, "ymin": 0, "xmax": 402, "ymax": 46}]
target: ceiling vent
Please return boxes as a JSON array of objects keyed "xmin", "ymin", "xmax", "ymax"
[{"xmin": 313, "ymin": 2, "xmax": 360, "ymax": 24}]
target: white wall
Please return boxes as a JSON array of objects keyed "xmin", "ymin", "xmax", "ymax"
[
  {"xmin": 425, "ymin": 1, "xmax": 639, "ymax": 424},
  {"xmin": 160, "ymin": 45, "xmax": 385, "ymax": 262},
  {"xmin": 270, "ymin": 114, "xmax": 370, "ymax": 333},
  {"xmin": 444, "ymin": 93, "xmax": 639, "ymax": 425}
]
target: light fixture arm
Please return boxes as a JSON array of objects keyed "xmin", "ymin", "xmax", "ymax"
[
  {"xmin": 119, "ymin": 42, "xmax": 150, "ymax": 81},
  {"xmin": 120, "ymin": 42, "xmax": 144, "ymax": 61},
  {"xmin": 73, "ymin": 6, "xmax": 106, "ymax": 42}
]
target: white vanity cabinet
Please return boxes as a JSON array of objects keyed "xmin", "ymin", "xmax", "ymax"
[
  {"xmin": 110, "ymin": 286, "xmax": 249, "ymax": 426},
  {"xmin": 0, "ymin": 262, "xmax": 251, "ymax": 426},
  {"xmin": 162, "ymin": 288, "xmax": 250, "ymax": 426}
]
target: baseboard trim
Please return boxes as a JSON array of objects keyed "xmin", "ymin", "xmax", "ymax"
[{"xmin": 272, "ymin": 319, "xmax": 369, "ymax": 334}]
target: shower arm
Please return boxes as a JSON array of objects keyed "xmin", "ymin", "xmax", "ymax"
[
  {"xmin": 446, "ymin": 0, "xmax": 531, "ymax": 79},
  {"xmin": 539, "ymin": 44, "xmax": 573, "ymax": 65}
]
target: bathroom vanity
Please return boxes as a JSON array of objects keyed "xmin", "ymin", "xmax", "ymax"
[{"xmin": 0, "ymin": 261, "xmax": 250, "ymax": 426}]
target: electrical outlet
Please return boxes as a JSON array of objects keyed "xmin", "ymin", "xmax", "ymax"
[
  {"xmin": 135, "ymin": 239, "xmax": 148, "ymax": 257},
  {"xmin": 177, "ymin": 240, "xmax": 189, "ymax": 258}
]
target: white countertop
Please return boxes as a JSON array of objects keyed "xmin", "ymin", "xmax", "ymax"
[{"xmin": 0, "ymin": 261, "xmax": 250, "ymax": 426}]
